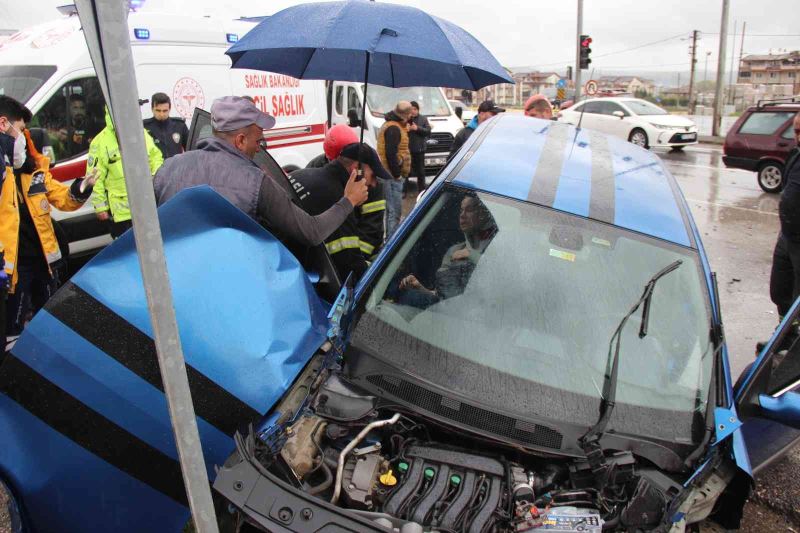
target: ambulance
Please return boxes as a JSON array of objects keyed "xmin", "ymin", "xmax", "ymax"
[{"xmin": 0, "ymin": 8, "xmax": 464, "ymax": 263}]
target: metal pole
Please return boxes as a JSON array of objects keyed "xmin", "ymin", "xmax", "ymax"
[
  {"xmin": 712, "ymin": 0, "xmax": 729, "ymax": 137},
  {"xmin": 74, "ymin": 2, "xmax": 219, "ymax": 531},
  {"xmin": 728, "ymin": 20, "xmax": 737, "ymax": 104},
  {"xmin": 736, "ymin": 21, "xmax": 746, "ymax": 106},
  {"xmin": 574, "ymin": 0, "xmax": 583, "ymax": 102},
  {"xmin": 705, "ymin": 51, "xmax": 711, "ymax": 82},
  {"xmin": 688, "ymin": 30, "xmax": 699, "ymax": 114}
]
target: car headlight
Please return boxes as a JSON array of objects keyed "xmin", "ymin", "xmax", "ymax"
[{"xmin": 649, "ymin": 123, "xmax": 677, "ymax": 130}]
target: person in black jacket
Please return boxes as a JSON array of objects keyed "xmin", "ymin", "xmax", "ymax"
[
  {"xmin": 770, "ymin": 112, "xmax": 800, "ymax": 319},
  {"xmin": 288, "ymin": 142, "xmax": 391, "ymax": 281},
  {"xmin": 449, "ymin": 99, "xmax": 504, "ymax": 160},
  {"xmin": 406, "ymin": 101, "xmax": 431, "ymax": 194},
  {"xmin": 143, "ymin": 93, "xmax": 189, "ymax": 160}
]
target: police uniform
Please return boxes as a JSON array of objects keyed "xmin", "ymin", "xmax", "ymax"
[
  {"xmin": 288, "ymin": 161, "xmax": 369, "ymax": 281},
  {"xmin": 143, "ymin": 116, "xmax": 189, "ymax": 160}
]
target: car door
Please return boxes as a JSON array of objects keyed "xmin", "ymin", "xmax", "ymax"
[
  {"xmin": 736, "ymin": 298, "xmax": 800, "ymax": 473},
  {"xmin": 188, "ymin": 108, "xmax": 342, "ymax": 302},
  {"xmin": 597, "ymin": 101, "xmax": 631, "ymax": 139}
]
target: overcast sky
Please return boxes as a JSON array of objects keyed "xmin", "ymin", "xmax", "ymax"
[{"xmin": 5, "ymin": 0, "xmax": 799, "ymax": 76}]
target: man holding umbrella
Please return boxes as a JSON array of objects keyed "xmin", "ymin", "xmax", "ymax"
[{"xmin": 153, "ymin": 96, "xmax": 368, "ymax": 247}]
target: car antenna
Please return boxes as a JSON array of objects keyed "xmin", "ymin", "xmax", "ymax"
[
  {"xmin": 575, "ymin": 67, "xmax": 594, "ymax": 131},
  {"xmin": 578, "ymin": 259, "xmax": 682, "ymax": 483}
]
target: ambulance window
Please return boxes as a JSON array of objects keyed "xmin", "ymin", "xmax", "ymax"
[
  {"xmin": 347, "ymin": 87, "xmax": 361, "ymax": 115},
  {"xmin": 29, "ymin": 76, "xmax": 105, "ymax": 163},
  {"xmin": 335, "ymin": 86, "xmax": 344, "ymax": 115}
]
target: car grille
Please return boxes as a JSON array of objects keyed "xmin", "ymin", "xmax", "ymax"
[
  {"xmin": 366, "ymin": 374, "xmax": 564, "ymax": 450},
  {"xmin": 426, "ymin": 132, "xmax": 454, "ymax": 154}
]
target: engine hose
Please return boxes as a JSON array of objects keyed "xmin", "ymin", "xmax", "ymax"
[
  {"xmin": 308, "ymin": 463, "xmax": 333, "ymax": 495},
  {"xmin": 331, "ymin": 413, "xmax": 401, "ymax": 504}
]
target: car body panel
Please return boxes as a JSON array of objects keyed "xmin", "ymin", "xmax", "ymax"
[{"xmin": 0, "ymin": 187, "xmax": 329, "ymax": 532}]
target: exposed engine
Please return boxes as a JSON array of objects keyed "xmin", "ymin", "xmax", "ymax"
[{"xmin": 219, "ymin": 374, "xmax": 684, "ymax": 533}]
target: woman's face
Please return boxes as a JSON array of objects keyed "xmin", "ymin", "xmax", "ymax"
[{"xmin": 459, "ymin": 197, "xmax": 481, "ymax": 233}]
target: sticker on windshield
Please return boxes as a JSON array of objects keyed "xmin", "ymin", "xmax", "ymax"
[
  {"xmin": 549, "ymin": 249, "xmax": 576, "ymax": 262},
  {"xmin": 591, "ymin": 237, "xmax": 611, "ymax": 247}
]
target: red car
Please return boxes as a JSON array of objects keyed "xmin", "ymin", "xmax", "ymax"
[{"xmin": 723, "ymin": 98, "xmax": 799, "ymax": 193}]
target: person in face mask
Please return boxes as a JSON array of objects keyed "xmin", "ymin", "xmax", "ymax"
[{"xmin": 0, "ymin": 95, "xmax": 99, "ymax": 351}]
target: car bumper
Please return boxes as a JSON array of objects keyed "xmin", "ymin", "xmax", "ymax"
[
  {"xmin": 652, "ymin": 130, "xmax": 698, "ymax": 146},
  {"xmin": 424, "ymin": 152, "xmax": 450, "ymax": 176},
  {"xmin": 722, "ymin": 155, "xmax": 759, "ymax": 172}
]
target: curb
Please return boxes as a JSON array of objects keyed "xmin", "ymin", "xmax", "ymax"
[{"xmin": 698, "ymin": 135, "xmax": 724, "ymax": 145}]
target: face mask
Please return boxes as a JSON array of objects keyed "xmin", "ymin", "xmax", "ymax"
[{"xmin": 12, "ymin": 128, "xmax": 26, "ymax": 169}]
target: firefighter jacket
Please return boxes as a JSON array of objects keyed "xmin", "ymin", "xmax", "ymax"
[
  {"xmin": 0, "ymin": 153, "xmax": 91, "ymax": 292},
  {"xmin": 89, "ymin": 108, "xmax": 163, "ymax": 223},
  {"xmin": 287, "ymin": 161, "xmax": 370, "ymax": 281}
]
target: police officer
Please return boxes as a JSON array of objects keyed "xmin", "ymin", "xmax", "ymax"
[
  {"xmin": 143, "ymin": 93, "xmax": 189, "ymax": 160},
  {"xmin": 289, "ymin": 142, "xmax": 391, "ymax": 281}
]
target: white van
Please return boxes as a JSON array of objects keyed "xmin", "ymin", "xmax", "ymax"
[
  {"xmin": 0, "ymin": 10, "xmax": 463, "ymax": 262},
  {"xmin": 328, "ymin": 83, "xmax": 464, "ymax": 176}
]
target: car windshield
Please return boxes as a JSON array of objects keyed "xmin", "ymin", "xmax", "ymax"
[
  {"xmin": 622, "ymin": 99, "xmax": 669, "ymax": 116},
  {"xmin": 0, "ymin": 65, "xmax": 56, "ymax": 104},
  {"xmin": 366, "ymin": 85, "xmax": 451, "ymax": 117},
  {"xmin": 350, "ymin": 187, "xmax": 713, "ymax": 445}
]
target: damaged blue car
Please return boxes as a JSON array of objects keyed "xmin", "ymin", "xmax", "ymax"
[{"xmin": 2, "ymin": 114, "xmax": 800, "ymax": 533}]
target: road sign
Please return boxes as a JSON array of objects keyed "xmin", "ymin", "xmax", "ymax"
[
  {"xmin": 557, "ymin": 88, "xmax": 566, "ymax": 100},
  {"xmin": 584, "ymin": 79, "xmax": 598, "ymax": 96},
  {"xmin": 556, "ymin": 78, "xmax": 567, "ymax": 89}
]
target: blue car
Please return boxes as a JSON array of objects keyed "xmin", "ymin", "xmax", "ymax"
[{"xmin": 2, "ymin": 114, "xmax": 800, "ymax": 533}]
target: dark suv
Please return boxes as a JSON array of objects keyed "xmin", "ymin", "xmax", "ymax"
[{"xmin": 723, "ymin": 98, "xmax": 799, "ymax": 193}]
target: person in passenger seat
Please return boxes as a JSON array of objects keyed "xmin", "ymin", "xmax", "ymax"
[{"xmin": 399, "ymin": 193, "xmax": 497, "ymax": 305}]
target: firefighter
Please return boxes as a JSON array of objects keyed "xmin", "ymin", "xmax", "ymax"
[{"xmin": 288, "ymin": 142, "xmax": 391, "ymax": 281}]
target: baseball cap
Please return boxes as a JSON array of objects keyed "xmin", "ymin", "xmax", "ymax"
[
  {"xmin": 477, "ymin": 99, "xmax": 505, "ymax": 114},
  {"xmin": 323, "ymin": 124, "xmax": 359, "ymax": 160},
  {"xmin": 211, "ymin": 96, "xmax": 276, "ymax": 132},
  {"xmin": 339, "ymin": 142, "xmax": 392, "ymax": 181}
]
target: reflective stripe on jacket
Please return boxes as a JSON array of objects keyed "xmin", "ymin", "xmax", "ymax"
[
  {"xmin": 89, "ymin": 108, "xmax": 163, "ymax": 222},
  {"xmin": 0, "ymin": 158, "xmax": 84, "ymax": 292}
]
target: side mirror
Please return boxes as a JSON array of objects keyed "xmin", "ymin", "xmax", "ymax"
[
  {"xmin": 612, "ymin": 110, "xmax": 625, "ymax": 119},
  {"xmin": 347, "ymin": 109, "xmax": 361, "ymax": 128},
  {"xmin": 454, "ymin": 106, "xmax": 463, "ymax": 120},
  {"xmin": 757, "ymin": 391, "xmax": 800, "ymax": 428}
]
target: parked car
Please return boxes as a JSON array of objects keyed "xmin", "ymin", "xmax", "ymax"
[
  {"xmin": 558, "ymin": 97, "xmax": 698, "ymax": 150},
  {"xmin": 723, "ymin": 99, "xmax": 800, "ymax": 193},
  {"xmin": 2, "ymin": 114, "xmax": 800, "ymax": 533}
]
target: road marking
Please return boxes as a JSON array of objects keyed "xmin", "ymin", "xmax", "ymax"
[{"xmin": 685, "ymin": 197, "xmax": 778, "ymax": 216}]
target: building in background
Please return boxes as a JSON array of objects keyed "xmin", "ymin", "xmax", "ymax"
[
  {"xmin": 597, "ymin": 76, "xmax": 655, "ymax": 96},
  {"xmin": 737, "ymin": 51, "xmax": 799, "ymax": 96}
]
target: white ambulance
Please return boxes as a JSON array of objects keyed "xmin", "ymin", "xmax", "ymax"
[{"xmin": 0, "ymin": 9, "xmax": 463, "ymax": 262}]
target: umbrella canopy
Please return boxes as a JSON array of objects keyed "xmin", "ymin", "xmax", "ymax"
[{"xmin": 226, "ymin": 0, "xmax": 513, "ymax": 90}]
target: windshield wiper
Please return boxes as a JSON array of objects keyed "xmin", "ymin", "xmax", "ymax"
[{"xmin": 579, "ymin": 260, "xmax": 682, "ymax": 476}]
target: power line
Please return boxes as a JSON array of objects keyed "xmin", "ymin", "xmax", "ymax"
[
  {"xmin": 531, "ymin": 31, "xmax": 689, "ymax": 67},
  {"xmin": 702, "ymin": 33, "xmax": 800, "ymax": 37}
]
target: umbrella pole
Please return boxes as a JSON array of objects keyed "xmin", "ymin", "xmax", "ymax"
[{"xmin": 358, "ymin": 51, "xmax": 370, "ymax": 179}]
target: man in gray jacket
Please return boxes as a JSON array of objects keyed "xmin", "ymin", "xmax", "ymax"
[{"xmin": 154, "ymin": 96, "xmax": 368, "ymax": 246}]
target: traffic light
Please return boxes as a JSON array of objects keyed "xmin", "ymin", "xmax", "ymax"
[{"xmin": 580, "ymin": 34, "xmax": 592, "ymax": 70}]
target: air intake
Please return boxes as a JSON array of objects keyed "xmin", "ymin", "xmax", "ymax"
[{"xmin": 366, "ymin": 374, "xmax": 563, "ymax": 450}]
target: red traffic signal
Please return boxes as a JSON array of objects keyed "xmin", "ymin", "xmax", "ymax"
[{"xmin": 580, "ymin": 35, "xmax": 592, "ymax": 48}]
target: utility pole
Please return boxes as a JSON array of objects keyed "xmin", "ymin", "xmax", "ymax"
[
  {"xmin": 712, "ymin": 0, "xmax": 729, "ymax": 137},
  {"xmin": 728, "ymin": 20, "xmax": 737, "ymax": 105},
  {"xmin": 688, "ymin": 30, "xmax": 699, "ymax": 114},
  {"xmin": 574, "ymin": 0, "xmax": 583, "ymax": 102},
  {"xmin": 704, "ymin": 51, "xmax": 712, "ymax": 82},
  {"xmin": 737, "ymin": 21, "xmax": 746, "ymax": 85}
]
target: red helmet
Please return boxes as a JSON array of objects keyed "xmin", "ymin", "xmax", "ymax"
[{"xmin": 323, "ymin": 124, "xmax": 359, "ymax": 160}]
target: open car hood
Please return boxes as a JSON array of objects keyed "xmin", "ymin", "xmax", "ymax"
[{"xmin": 0, "ymin": 187, "xmax": 329, "ymax": 532}]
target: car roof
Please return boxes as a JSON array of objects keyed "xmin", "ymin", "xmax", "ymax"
[{"xmin": 448, "ymin": 114, "xmax": 695, "ymax": 248}]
